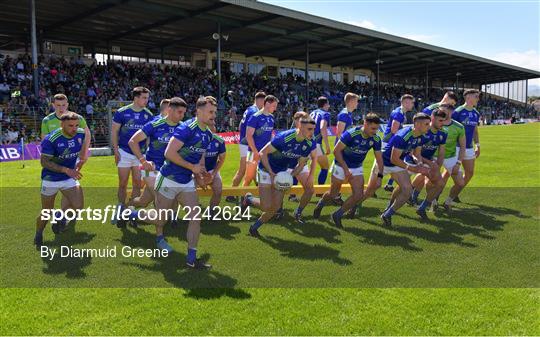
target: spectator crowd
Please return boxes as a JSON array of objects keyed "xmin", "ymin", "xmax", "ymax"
[{"xmin": 1, "ymin": 53, "xmax": 536, "ymax": 145}]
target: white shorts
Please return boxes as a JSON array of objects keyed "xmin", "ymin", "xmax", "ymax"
[
  {"xmin": 459, "ymin": 147, "xmax": 476, "ymax": 160},
  {"xmin": 443, "ymin": 155, "xmax": 463, "ymax": 173},
  {"xmin": 286, "ymin": 165, "xmax": 309, "ymax": 176},
  {"xmin": 315, "ymin": 144, "xmax": 324, "ymax": 156},
  {"xmin": 141, "ymin": 169, "xmax": 158, "ymax": 179},
  {"xmin": 154, "ymin": 173, "xmax": 196, "ymax": 200},
  {"xmin": 209, "ymin": 169, "xmax": 222, "ymax": 184},
  {"xmin": 247, "ymin": 151, "xmax": 259, "ymax": 163},
  {"xmin": 117, "ymin": 148, "xmax": 140, "ymax": 168},
  {"xmin": 331, "ymin": 164, "xmax": 363, "ymax": 181},
  {"xmin": 239, "ymin": 144, "xmax": 249, "ymax": 158},
  {"xmin": 257, "ymin": 168, "xmax": 273, "ymax": 185},
  {"xmin": 371, "ymin": 161, "xmax": 407, "ymax": 175},
  {"xmin": 41, "ymin": 178, "xmax": 80, "ymax": 196}
]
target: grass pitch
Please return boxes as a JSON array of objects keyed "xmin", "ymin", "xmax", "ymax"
[{"xmin": 0, "ymin": 123, "xmax": 539, "ymax": 335}]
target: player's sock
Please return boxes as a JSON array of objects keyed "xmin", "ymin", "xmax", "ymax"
[
  {"xmin": 334, "ymin": 208, "xmax": 344, "ymax": 219},
  {"xmin": 411, "ymin": 189, "xmax": 420, "ymax": 201},
  {"xmin": 318, "ymin": 169, "xmax": 328, "ymax": 184},
  {"xmin": 444, "ymin": 196, "xmax": 454, "ymax": 205},
  {"xmin": 129, "ymin": 209, "xmax": 139, "ymax": 220},
  {"xmin": 383, "ymin": 206, "xmax": 395, "ymax": 218},
  {"xmin": 251, "ymin": 219, "xmax": 263, "ymax": 231},
  {"xmin": 112, "ymin": 203, "xmax": 124, "ymax": 224},
  {"xmin": 187, "ymin": 248, "xmax": 197, "ymax": 265},
  {"xmin": 294, "ymin": 206, "xmax": 304, "ymax": 216},
  {"xmin": 292, "ymin": 176, "xmax": 298, "ymax": 185},
  {"xmin": 418, "ymin": 199, "xmax": 429, "ymax": 211},
  {"xmin": 386, "ymin": 179, "xmax": 394, "ymax": 186}
]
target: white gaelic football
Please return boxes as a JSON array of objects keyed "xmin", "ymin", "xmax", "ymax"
[{"xmin": 274, "ymin": 171, "xmax": 294, "ymax": 191}]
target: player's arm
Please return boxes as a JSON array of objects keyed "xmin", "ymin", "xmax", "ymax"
[
  {"xmin": 457, "ymin": 132, "xmax": 466, "ymax": 163},
  {"xmin": 259, "ymin": 142, "xmax": 277, "ymax": 177},
  {"xmin": 374, "ymin": 150, "xmax": 384, "ymax": 177},
  {"xmin": 80, "ymin": 126, "xmax": 91, "ymax": 162},
  {"xmin": 391, "ymin": 148, "xmax": 428, "ymax": 175},
  {"xmin": 214, "ymin": 152, "xmax": 226, "ymax": 176},
  {"xmin": 111, "ymin": 121, "xmax": 121, "ymax": 164},
  {"xmin": 308, "ymin": 148, "xmax": 317, "ymax": 179},
  {"xmin": 474, "ymin": 125, "xmax": 480, "ymax": 158},
  {"xmin": 335, "ymin": 121, "xmax": 346, "ymax": 140},
  {"xmin": 333, "ymin": 140, "xmax": 350, "ymax": 177},
  {"xmin": 128, "ymin": 130, "xmax": 154, "ymax": 171},
  {"xmin": 292, "ymin": 156, "xmax": 309, "ymax": 177},
  {"xmin": 390, "ymin": 120, "xmax": 401, "ymax": 135},
  {"xmin": 320, "ymin": 119, "xmax": 330, "ymax": 155},
  {"xmin": 40, "ymin": 121, "xmax": 47, "ymax": 140},
  {"xmin": 41, "ymin": 154, "xmax": 82, "ymax": 179},
  {"xmin": 436, "ymin": 145, "xmax": 445, "ymax": 168},
  {"xmin": 164, "ymin": 138, "xmax": 203, "ymax": 174},
  {"xmin": 245, "ymin": 126, "xmax": 258, "ymax": 161}
]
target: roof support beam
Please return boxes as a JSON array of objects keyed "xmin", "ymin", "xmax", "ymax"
[{"xmin": 44, "ymin": 0, "xmax": 131, "ymax": 33}]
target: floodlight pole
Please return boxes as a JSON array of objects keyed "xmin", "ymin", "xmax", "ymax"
[
  {"xmin": 30, "ymin": 0, "xmax": 39, "ymax": 97},
  {"xmin": 217, "ymin": 22, "xmax": 222, "ymax": 105},
  {"xmin": 375, "ymin": 53, "xmax": 382, "ymax": 105},
  {"xmin": 305, "ymin": 40, "xmax": 309, "ymax": 105},
  {"xmin": 425, "ymin": 63, "xmax": 429, "ymax": 101}
]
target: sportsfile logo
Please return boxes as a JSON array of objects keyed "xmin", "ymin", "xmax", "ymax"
[{"xmin": 40, "ymin": 205, "xmax": 252, "ymax": 223}]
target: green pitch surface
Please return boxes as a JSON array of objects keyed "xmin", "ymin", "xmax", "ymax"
[{"xmin": 1, "ymin": 123, "xmax": 539, "ymax": 335}]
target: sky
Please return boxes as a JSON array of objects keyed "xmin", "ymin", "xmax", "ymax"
[{"xmin": 261, "ymin": 0, "xmax": 540, "ymax": 90}]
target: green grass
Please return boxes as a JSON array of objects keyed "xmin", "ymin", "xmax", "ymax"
[{"xmin": 1, "ymin": 123, "xmax": 539, "ymax": 335}]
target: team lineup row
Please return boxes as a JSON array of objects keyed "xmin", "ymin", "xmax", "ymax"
[{"xmin": 34, "ymin": 87, "xmax": 480, "ymax": 269}]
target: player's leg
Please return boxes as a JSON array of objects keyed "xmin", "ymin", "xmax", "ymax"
[
  {"xmin": 317, "ymin": 144, "xmax": 329, "ymax": 185},
  {"xmin": 34, "ymin": 190, "xmax": 57, "ymax": 249},
  {"xmin": 243, "ymin": 152, "xmax": 257, "ymax": 187},
  {"xmin": 209, "ymin": 171, "xmax": 223, "ymax": 210},
  {"xmin": 229, "ymin": 145, "xmax": 248, "ymax": 202},
  {"xmin": 381, "ymin": 170, "xmax": 412, "ymax": 226},
  {"xmin": 313, "ymin": 166, "xmax": 343, "ymax": 219},
  {"xmin": 293, "ymin": 170, "xmax": 314, "ymax": 223},
  {"xmin": 332, "ymin": 174, "xmax": 364, "ymax": 228},
  {"xmin": 131, "ymin": 175, "xmax": 156, "ymax": 208},
  {"xmin": 248, "ymin": 182, "xmax": 277, "ymax": 237},
  {"xmin": 416, "ymin": 166, "xmax": 443, "ymax": 219},
  {"xmin": 177, "ymin": 190, "xmax": 210, "ymax": 269},
  {"xmin": 130, "ymin": 165, "xmax": 142, "ymax": 199},
  {"xmin": 360, "ymin": 162, "xmax": 383, "ymax": 202},
  {"xmin": 410, "ymin": 173, "xmax": 425, "ymax": 205},
  {"xmin": 115, "ymin": 166, "xmax": 131, "ymax": 226},
  {"xmin": 152, "ymin": 181, "xmax": 176, "ymax": 252},
  {"xmin": 444, "ymin": 165, "xmax": 466, "ymax": 211}
]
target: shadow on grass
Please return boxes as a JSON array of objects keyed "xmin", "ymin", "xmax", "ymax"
[
  {"xmin": 276, "ymin": 213, "xmax": 342, "ymax": 244},
  {"xmin": 118, "ymin": 226, "xmax": 251, "ymax": 299},
  {"xmin": 343, "ymin": 225, "xmax": 423, "ymax": 252},
  {"xmin": 41, "ymin": 221, "xmax": 95, "ymax": 278},
  {"xmin": 259, "ymin": 235, "xmax": 352, "ymax": 265}
]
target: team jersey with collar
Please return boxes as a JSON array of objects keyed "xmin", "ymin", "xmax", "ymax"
[
  {"xmin": 382, "ymin": 106, "xmax": 407, "ymax": 142},
  {"xmin": 416, "ymin": 128, "xmax": 447, "ymax": 160},
  {"xmin": 422, "ymin": 102, "xmax": 441, "ymax": 115},
  {"xmin": 452, "ymin": 104, "xmax": 480, "ymax": 149},
  {"xmin": 239, "ymin": 104, "xmax": 259, "ymax": 143},
  {"xmin": 205, "ymin": 133, "xmax": 226, "ymax": 172},
  {"xmin": 337, "ymin": 126, "xmax": 382, "ymax": 168},
  {"xmin": 260, "ymin": 129, "xmax": 316, "ymax": 174},
  {"xmin": 112, "ymin": 103, "xmax": 154, "ymax": 154},
  {"xmin": 40, "ymin": 128, "xmax": 85, "ymax": 181},
  {"xmin": 382, "ymin": 126, "xmax": 424, "ymax": 167},
  {"xmin": 41, "ymin": 112, "xmax": 87, "ymax": 136},
  {"xmin": 240, "ymin": 110, "xmax": 274, "ymax": 152},
  {"xmin": 159, "ymin": 119, "xmax": 212, "ymax": 184},
  {"xmin": 140, "ymin": 117, "xmax": 179, "ymax": 171},
  {"xmin": 310, "ymin": 108, "xmax": 331, "ymax": 145}
]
